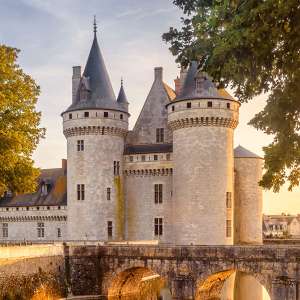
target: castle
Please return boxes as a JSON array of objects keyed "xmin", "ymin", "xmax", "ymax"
[{"xmin": 0, "ymin": 25, "xmax": 263, "ymax": 245}]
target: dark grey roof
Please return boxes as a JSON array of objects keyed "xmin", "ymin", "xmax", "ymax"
[
  {"xmin": 174, "ymin": 61, "xmax": 233, "ymax": 102},
  {"xmin": 0, "ymin": 168, "xmax": 67, "ymax": 207},
  {"xmin": 234, "ymin": 145, "xmax": 262, "ymax": 159},
  {"xmin": 117, "ymin": 81, "xmax": 128, "ymax": 104},
  {"xmin": 64, "ymin": 32, "xmax": 128, "ymax": 114},
  {"xmin": 124, "ymin": 144, "xmax": 173, "ymax": 155}
]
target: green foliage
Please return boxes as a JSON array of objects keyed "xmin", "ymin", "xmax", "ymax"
[
  {"xmin": 163, "ymin": 0, "xmax": 300, "ymax": 191},
  {"xmin": 0, "ymin": 45, "xmax": 45, "ymax": 195}
]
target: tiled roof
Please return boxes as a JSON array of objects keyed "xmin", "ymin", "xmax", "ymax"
[
  {"xmin": 0, "ymin": 168, "xmax": 67, "ymax": 207},
  {"xmin": 163, "ymin": 83, "xmax": 176, "ymax": 101}
]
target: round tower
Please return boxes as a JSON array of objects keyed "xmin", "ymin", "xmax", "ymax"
[
  {"xmin": 167, "ymin": 62, "xmax": 240, "ymax": 245},
  {"xmin": 234, "ymin": 146, "xmax": 263, "ymax": 244},
  {"xmin": 62, "ymin": 24, "xmax": 129, "ymax": 241}
]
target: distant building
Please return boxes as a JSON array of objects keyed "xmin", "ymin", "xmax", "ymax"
[
  {"xmin": 0, "ymin": 23, "xmax": 263, "ymax": 245},
  {"xmin": 263, "ymin": 214, "xmax": 300, "ymax": 238}
]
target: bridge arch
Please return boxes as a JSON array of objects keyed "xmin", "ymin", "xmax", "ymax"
[
  {"xmin": 195, "ymin": 269, "xmax": 271, "ymax": 300},
  {"xmin": 107, "ymin": 266, "xmax": 169, "ymax": 299}
]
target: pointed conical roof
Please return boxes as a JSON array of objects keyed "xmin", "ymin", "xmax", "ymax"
[
  {"xmin": 64, "ymin": 23, "xmax": 127, "ymax": 113},
  {"xmin": 234, "ymin": 145, "xmax": 262, "ymax": 159},
  {"xmin": 174, "ymin": 61, "xmax": 233, "ymax": 102},
  {"xmin": 117, "ymin": 80, "xmax": 128, "ymax": 104}
]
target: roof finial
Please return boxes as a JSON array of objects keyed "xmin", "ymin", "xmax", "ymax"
[
  {"xmin": 121, "ymin": 77, "xmax": 123, "ymax": 86},
  {"xmin": 93, "ymin": 15, "xmax": 97, "ymax": 35}
]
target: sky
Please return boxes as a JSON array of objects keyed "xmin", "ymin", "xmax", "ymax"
[{"xmin": 1, "ymin": 0, "xmax": 299, "ymax": 215}]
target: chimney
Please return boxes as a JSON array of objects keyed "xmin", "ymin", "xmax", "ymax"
[
  {"xmin": 154, "ymin": 67, "xmax": 163, "ymax": 81},
  {"xmin": 180, "ymin": 66, "xmax": 188, "ymax": 88},
  {"xmin": 72, "ymin": 66, "xmax": 81, "ymax": 103},
  {"xmin": 62, "ymin": 159, "xmax": 67, "ymax": 175},
  {"xmin": 174, "ymin": 76, "xmax": 181, "ymax": 95}
]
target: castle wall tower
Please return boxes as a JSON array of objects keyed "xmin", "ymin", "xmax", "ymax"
[
  {"xmin": 167, "ymin": 62, "xmax": 240, "ymax": 245},
  {"xmin": 234, "ymin": 146, "xmax": 263, "ymax": 244},
  {"xmin": 62, "ymin": 25, "xmax": 129, "ymax": 241}
]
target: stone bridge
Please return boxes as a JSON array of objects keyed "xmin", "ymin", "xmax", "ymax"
[{"xmin": 1, "ymin": 243, "xmax": 300, "ymax": 299}]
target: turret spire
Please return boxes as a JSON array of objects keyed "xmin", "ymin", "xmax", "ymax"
[
  {"xmin": 117, "ymin": 77, "xmax": 129, "ymax": 105},
  {"xmin": 93, "ymin": 15, "xmax": 97, "ymax": 35}
]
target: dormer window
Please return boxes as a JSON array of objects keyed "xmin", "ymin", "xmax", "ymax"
[
  {"xmin": 79, "ymin": 77, "xmax": 90, "ymax": 101},
  {"xmin": 41, "ymin": 182, "xmax": 51, "ymax": 196}
]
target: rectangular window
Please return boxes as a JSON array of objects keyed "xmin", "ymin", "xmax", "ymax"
[
  {"xmin": 156, "ymin": 128, "xmax": 164, "ymax": 143},
  {"xmin": 107, "ymin": 221, "xmax": 113, "ymax": 239},
  {"xmin": 154, "ymin": 218, "xmax": 163, "ymax": 237},
  {"xmin": 207, "ymin": 101, "xmax": 213, "ymax": 108},
  {"xmin": 84, "ymin": 111, "xmax": 89, "ymax": 118},
  {"xmin": 129, "ymin": 156, "xmax": 133, "ymax": 162},
  {"xmin": 154, "ymin": 155, "xmax": 158, "ymax": 161},
  {"xmin": 69, "ymin": 113, "xmax": 72, "ymax": 119},
  {"xmin": 2, "ymin": 223, "xmax": 8, "ymax": 238},
  {"xmin": 227, "ymin": 103, "xmax": 231, "ymax": 109},
  {"xmin": 107, "ymin": 187, "xmax": 111, "ymax": 200},
  {"xmin": 187, "ymin": 102, "xmax": 191, "ymax": 108},
  {"xmin": 37, "ymin": 222, "xmax": 45, "ymax": 238},
  {"xmin": 226, "ymin": 192, "xmax": 232, "ymax": 209},
  {"xmin": 77, "ymin": 184, "xmax": 85, "ymax": 200},
  {"xmin": 120, "ymin": 114, "xmax": 123, "ymax": 120},
  {"xmin": 172, "ymin": 105, "xmax": 175, "ymax": 112},
  {"xmin": 77, "ymin": 140, "xmax": 84, "ymax": 151},
  {"xmin": 141, "ymin": 155, "xmax": 146, "ymax": 162},
  {"xmin": 57, "ymin": 228, "xmax": 61, "ymax": 238},
  {"xmin": 166, "ymin": 154, "xmax": 170, "ymax": 161},
  {"xmin": 226, "ymin": 220, "xmax": 232, "ymax": 237},
  {"xmin": 154, "ymin": 184, "xmax": 163, "ymax": 204},
  {"xmin": 104, "ymin": 112, "xmax": 108, "ymax": 118},
  {"xmin": 113, "ymin": 161, "xmax": 120, "ymax": 176}
]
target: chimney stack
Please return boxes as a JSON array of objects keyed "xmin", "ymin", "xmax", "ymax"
[
  {"xmin": 72, "ymin": 66, "xmax": 81, "ymax": 103},
  {"xmin": 174, "ymin": 76, "xmax": 181, "ymax": 95},
  {"xmin": 154, "ymin": 67, "xmax": 163, "ymax": 81}
]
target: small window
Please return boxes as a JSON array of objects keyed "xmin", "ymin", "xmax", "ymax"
[
  {"xmin": 47, "ymin": 206, "xmax": 50, "ymax": 210},
  {"xmin": 37, "ymin": 222, "xmax": 45, "ymax": 238},
  {"xmin": 207, "ymin": 101, "xmax": 213, "ymax": 108},
  {"xmin": 156, "ymin": 128, "xmax": 164, "ymax": 143},
  {"xmin": 69, "ymin": 113, "xmax": 72, "ymax": 119},
  {"xmin": 26, "ymin": 207, "xmax": 29, "ymax": 211},
  {"xmin": 58, "ymin": 206, "xmax": 61, "ymax": 210},
  {"xmin": 154, "ymin": 184, "xmax": 163, "ymax": 204},
  {"xmin": 226, "ymin": 220, "xmax": 232, "ymax": 237},
  {"xmin": 37, "ymin": 206, "xmax": 40, "ymax": 210},
  {"xmin": 187, "ymin": 102, "xmax": 191, "ymax": 108},
  {"xmin": 226, "ymin": 192, "xmax": 232, "ymax": 209},
  {"xmin": 16, "ymin": 207, "xmax": 19, "ymax": 211},
  {"xmin": 84, "ymin": 111, "xmax": 89, "ymax": 118},
  {"xmin": 154, "ymin": 155, "xmax": 158, "ymax": 161},
  {"xmin": 57, "ymin": 228, "xmax": 61, "ymax": 238},
  {"xmin": 104, "ymin": 112, "xmax": 109, "ymax": 118},
  {"xmin": 77, "ymin": 184, "xmax": 85, "ymax": 200},
  {"xmin": 227, "ymin": 103, "xmax": 231, "ymax": 109},
  {"xmin": 154, "ymin": 218, "xmax": 163, "ymax": 237},
  {"xmin": 107, "ymin": 187, "xmax": 111, "ymax": 201},
  {"xmin": 2, "ymin": 223, "xmax": 8, "ymax": 238},
  {"xmin": 141, "ymin": 155, "xmax": 146, "ymax": 162},
  {"xmin": 166, "ymin": 154, "xmax": 170, "ymax": 161},
  {"xmin": 172, "ymin": 105, "xmax": 175, "ymax": 112},
  {"xmin": 77, "ymin": 140, "xmax": 84, "ymax": 152},
  {"xmin": 120, "ymin": 114, "xmax": 123, "ymax": 120},
  {"xmin": 107, "ymin": 221, "xmax": 113, "ymax": 239},
  {"xmin": 113, "ymin": 161, "xmax": 120, "ymax": 176},
  {"xmin": 6, "ymin": 208, "xmax": 8, "ymax": 211},
  {"xmin": 129, "ymin": 156, "xmax": 134, "ymax": 162}
]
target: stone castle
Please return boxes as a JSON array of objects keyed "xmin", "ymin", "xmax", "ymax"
[{"xmin": 0, "ymin": 25, "xmax": 263, "ymax": 245}]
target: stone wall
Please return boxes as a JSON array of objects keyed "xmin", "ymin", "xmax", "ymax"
[{"xmin": 63, "ymin": 109, "xmax": 128, "ymax": 241}]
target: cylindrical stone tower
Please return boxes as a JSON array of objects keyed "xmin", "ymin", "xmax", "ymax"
[
  {"xmin": 62, "ymin": 27, "xmax": 129, "ymax": 241},
  {"xmin": 234, "ymin": 146, "xmax": 263, "ymax": 244},
  {"xmin": 167, "ymin": 62, "xmax": 240, "ymax": 245}
]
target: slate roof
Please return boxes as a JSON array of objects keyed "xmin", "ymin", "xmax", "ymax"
[
  {"xmin": 174, "ymin": 61, "xmax": 234, "ymax": 102},
  {"xmin": 124, "ymin": 144, "xmax": 173, "ymax": 155},
  {"xmin": 0, "ymin": 168, "xmax": 67, "ymax": 207},
  {"xmin": 64, "ymin": 31, "xmax": 128, "ymax": 113},
  {"xmin": 234, "ymin": 145, "xmax": 262, "ymax": 159}
]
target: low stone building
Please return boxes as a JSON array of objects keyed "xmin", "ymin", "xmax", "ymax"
[
  {"xmin": 263, "ymin": 214, "xmax": 300, "ymax": 238},
  {"xmin": 0, "ymin": 23, "xmax": 263, "ymax": 245}
]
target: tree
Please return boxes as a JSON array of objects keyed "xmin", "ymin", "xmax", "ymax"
[
  {"xmin": 0, "ymin": 45, "xmax": 45, "ymax": 196},
  {"xmin": 163, "ymin": 0, "xmax": 300, "ymax": 192}
]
